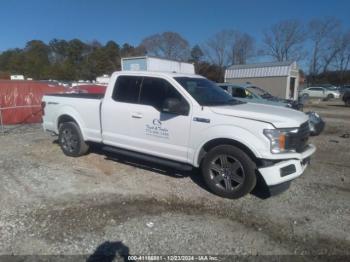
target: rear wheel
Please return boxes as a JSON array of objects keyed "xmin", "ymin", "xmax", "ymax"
[
  {"xmin": 201, "ymin": 145, "xmax": 256, "ymax": 199},
  {"xmin": 58, "ymin": 122, "xmax": 89, "ymax": 157}
]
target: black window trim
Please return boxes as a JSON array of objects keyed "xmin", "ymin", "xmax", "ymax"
[
  {"xmin": 138, "ymin": 76, "xmax": 190, "ymax": 115},
  {"xmin": 113, "ymin": 75, "xmax": 191, "ymax": 115},
  {"xmin": 112, "ymin": 75, "xmax": 143, "ymax": 104}
]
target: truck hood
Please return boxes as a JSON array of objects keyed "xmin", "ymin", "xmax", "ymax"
[{"xmin": 209, "ymin": 103, "xmax": 308, "ymax": 128}]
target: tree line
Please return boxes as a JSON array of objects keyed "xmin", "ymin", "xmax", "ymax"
[{"xmin": 1, "ymin": 17, "xmax": 350, "ymax": 85}]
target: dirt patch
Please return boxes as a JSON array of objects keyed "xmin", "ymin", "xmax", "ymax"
[{"xmin": 16, "ymin": 194, "xmax": 348, "ymax": 256}]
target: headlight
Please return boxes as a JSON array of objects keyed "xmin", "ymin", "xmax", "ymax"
[{"xmin": 263, "ymin": 128, "xmax": 299, "ymax": 153}]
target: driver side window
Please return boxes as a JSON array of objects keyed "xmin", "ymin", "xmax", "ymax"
[{"xmin": 139, "ymin": 77, "xmax": 189, "ymax": 114}]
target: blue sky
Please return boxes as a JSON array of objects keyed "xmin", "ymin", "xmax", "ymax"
[{"xmin": 0, "ymin": 0, "xmax": 349, "ymax": 51}]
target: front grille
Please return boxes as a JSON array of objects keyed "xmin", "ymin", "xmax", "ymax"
[{"xmin": 286, "ymin": 121, "xmax": 310, "ymax": 153}]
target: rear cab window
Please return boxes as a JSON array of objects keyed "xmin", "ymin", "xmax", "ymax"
[{"xmin": 112, "ymin": 76, "xmax": 142, "ymax": 103}]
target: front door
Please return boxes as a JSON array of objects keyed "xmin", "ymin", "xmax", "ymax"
[{"xmin": 130, "ymin": 77, "xmax": 192, "ymax": 163}]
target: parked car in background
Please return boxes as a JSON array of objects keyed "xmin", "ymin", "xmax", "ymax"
[
  {"xmin": 218, "ymin": 83, "xmax": 324, "ymax": 136},
  {"xmin": 217, "ymin": 83, "xmax": 302, "ymax": 110},
  {"xmin": 343, "ymin": 90, "xmax": 350, "ymax": 107},
  {"xmin": 320, "ymin": 84, "xmax": 340, "ymax": 92},
  {"xmin": 300, "ymin": 87, "xmax": 340, "ymax": 100},
  {"xmin": 340, "ymin": 85, "xmax": 350, "ymax": 95},
  {"xmin": 305, "ymin": 112, "xmax": 325, "ymax": 136}
]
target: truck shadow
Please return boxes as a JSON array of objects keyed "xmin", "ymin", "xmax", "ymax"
[
  {"xmin": 86, "ymin": 240, "xmax": 131, "ymax": 262},
  {"xmin": 88, "ymin": 144, "xmax": 271, "ymax": 199},
  {"xmin": 52, "ymin": 140, "xmax": 272, "ymax": 199}
]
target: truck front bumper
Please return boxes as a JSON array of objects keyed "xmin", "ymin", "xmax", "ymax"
[{"xmin": 258, "ymin": 144, "xmax": 316, "ymax": 186}]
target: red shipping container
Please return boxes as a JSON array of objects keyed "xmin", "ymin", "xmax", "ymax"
[
  {"xmin": 0, "ymin": 80, "xmax": 65, "ymax": 125},
  {"xmin": 74, "ymin": 84, "xmax": 107, "ymax": 94}
]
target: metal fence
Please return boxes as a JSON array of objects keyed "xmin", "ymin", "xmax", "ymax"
[{"xmin": 0, "ymin": 104, "xmax": 42, "ymax": 133}]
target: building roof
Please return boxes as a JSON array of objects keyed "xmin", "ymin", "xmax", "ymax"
[
  {"xmin": 225, "ymin": 61, "xmax": 298, "ymax": 79},
  {"xmin": 227, "ymin": 61, "xmax": 295, "ymax": 70},
  {"xmin": 121, "ymin": 55, "xmax": 192, "ymax": 64}
]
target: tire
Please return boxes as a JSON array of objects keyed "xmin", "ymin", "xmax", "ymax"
[
  {"xmin": 58, "ymin": 122, "xmax": 89, "ymax": 157},
  {"xmin": 201, "ymin": 145, "xmax": 257, "ymax": 199},
  {"xmin": 345, "ymin": 98, "xmax": 350, "ymax": 107},
  {"xmin": 326, "ymin": 94, "xmax": 334, "ymax": 100}
]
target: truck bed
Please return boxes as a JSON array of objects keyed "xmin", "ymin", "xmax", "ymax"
[{"xmin": 42, "ymin": 93, "xmax": 103, "ymax": 142}]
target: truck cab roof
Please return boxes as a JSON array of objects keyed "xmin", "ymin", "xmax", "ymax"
[{"xmin": 112, "ymin": 70, "xmax": 205, "ymax": 79}]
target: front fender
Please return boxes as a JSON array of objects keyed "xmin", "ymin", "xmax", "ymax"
[{"xmin": 192, "ymin": 125, "xmax": 268, "ymax": 167}]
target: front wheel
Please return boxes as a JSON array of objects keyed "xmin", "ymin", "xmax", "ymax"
[
  {"xmin": 326, "ymin": 94, "xmax": 334, "ymax": 100},
  {"xmin": 201, "ymin": 145, "xmax": 257, "ymax": 199},
  {"xmin": 58, "ymin": 122, "xmax": 89, "ymax": 157}
]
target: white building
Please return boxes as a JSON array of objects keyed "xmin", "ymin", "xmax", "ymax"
[
  {"xmin": 121, "ymin": 56, "xmax": 195, "ymax": 74},
  {"xmin": 96, "ymin": 74, "xmax": 110, "ymax": 85},
  {"xmin": 10, "ymin": 75, "xmax": 25, "ymax": 80},
  {"xmin": 225, "ymin": 61, "xmax": 300, "ymax": 100}
]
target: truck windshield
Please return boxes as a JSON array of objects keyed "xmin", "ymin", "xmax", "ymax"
[{"xmin": 174, "ymin": 77, "xmax": 243, "ymax": 106}]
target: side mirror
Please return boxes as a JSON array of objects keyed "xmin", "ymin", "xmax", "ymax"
[{"xmin": 162, "ymin": 98, "xmax": 189, "ymax": 115}]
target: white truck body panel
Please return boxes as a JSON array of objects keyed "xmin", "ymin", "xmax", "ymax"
[
  {"xmin": 42, "ymin": 70, "xmax": 315, "ymax": 189},
  {"xmin": 258, "ymin": 144, "xmax": 316, "ymax": 185},
  {"xmin": 43, "ymin": 96, "xmax": 102, "ymax": 142}
]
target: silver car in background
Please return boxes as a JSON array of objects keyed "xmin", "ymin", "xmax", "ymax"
[{"xmin": 300, "ymin": 86, "xmax": 340, "ymax": 100}]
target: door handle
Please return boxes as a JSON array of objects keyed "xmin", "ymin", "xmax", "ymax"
[{"xmin": 131, "ymin": 112, "xmax": 143, "ymax": 119}]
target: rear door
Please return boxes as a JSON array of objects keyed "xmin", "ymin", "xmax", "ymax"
[
  {"xmin": 101, "ymin": 75, "xmax": 143, "ymax": 149},
  {"xmin": 130, "ymin": 77, "xmax": 192, "ymax": 163}
]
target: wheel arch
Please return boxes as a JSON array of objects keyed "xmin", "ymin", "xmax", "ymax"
[
  {"xmin": 56, "ymin": 113, "xmax": 87, "ymax": 140},
  {"xmin": 57, "ymin": 114, "xmax": 78, "ymax": 128},
  {"xmin": 196, "ymin": 138, "xmax": 259, "ymax": 168},
  {"xmin": 57, "ymin": 117, "xmax": 90, "ymax": 157}
]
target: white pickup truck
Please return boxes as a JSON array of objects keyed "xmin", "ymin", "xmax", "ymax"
[{"xmin": 42, "ymin": 71, "xmax": 316, "ymax": 199}]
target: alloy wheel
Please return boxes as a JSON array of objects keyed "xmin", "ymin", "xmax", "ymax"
[
  {"xmin": 209, "ymin": 155, "xmax": 245, "ymax": 191},
  {"xmin": 60, "ymin": 128, "xmax": 78, "ymax": 153}
]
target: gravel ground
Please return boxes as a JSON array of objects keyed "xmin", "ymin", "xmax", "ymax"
[{"xmin": 0, "ymin": 100, "xmax": 349, "ymax": 260}]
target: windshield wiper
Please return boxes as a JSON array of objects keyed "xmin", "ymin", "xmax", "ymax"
[
  {"xmin": 261, "ymin": 93, "xmax": 273, "ymax": 98},
  {"xmin": 202, "ymin": 99, "xmax": 244, "ymax": 106}
]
